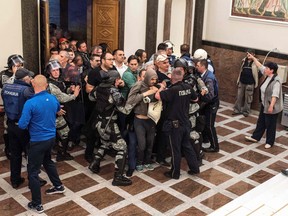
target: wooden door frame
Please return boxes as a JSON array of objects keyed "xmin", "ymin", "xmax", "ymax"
[{"xmin": 91, "ymin": 0, "xmax": 125, "ymax": 51}]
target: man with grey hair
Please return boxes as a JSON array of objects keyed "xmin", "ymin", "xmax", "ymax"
[
  {"xmin": 155, "ymin": 68, "xmax": 200, "ymax": 179},
  {"xmin": 90, "ymin": 45, "xmax": 103, "ymax": 56}
]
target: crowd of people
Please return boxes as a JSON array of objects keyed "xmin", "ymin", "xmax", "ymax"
[{"xmin": 0, "ymin": 30, "xmax": 285, "ymax": 213}]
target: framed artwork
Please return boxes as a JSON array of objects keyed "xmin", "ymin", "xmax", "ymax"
[{"xmin": 231, "ymin": 0, "xmax": 288, "ymax": 23}]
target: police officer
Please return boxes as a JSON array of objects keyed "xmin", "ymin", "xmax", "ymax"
[
  {"xmin": 46, "ymin": 60, "xmax": 80, "ymax": 161},
  {"xmin": 0, "ymin": 54, "xmax": 25, "ymax": 159},
  {"xmin": 89, "ymin": 70, "xmax": 132, "ymax": 186},
  {"xmin": 0, "ymin": 54, "xmax": 25, "ymax": 87},
  {"xmin": 1, "ymin": 68, "xmax": 34, "ymax": 188},
  {"xmin": 193, "ymin": 49, "xmax": 216, "ymax": 74},
  {"xmin": 174, "ymin": 58, "xmax": 208, "ymax": 165},
  {"xmin": 155, "ymin": 68, "xmax": 200, "ymax": 179},
  {"xmin": 196, "ymin": 59, "xmax": 220, "ymax": 152}
]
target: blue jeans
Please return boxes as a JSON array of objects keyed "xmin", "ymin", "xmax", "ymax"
[{"xmin": 27, "ymin": 137, "xmax": 62, "ymax": 205}]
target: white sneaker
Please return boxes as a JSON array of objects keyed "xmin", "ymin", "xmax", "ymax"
[
  {"xmin": 245, "ymin": 136, "xmax": 258, "ymax": 143},
  {"xmin": 265, "ymin": 144, "xmax": 272, "ymax": 149}
]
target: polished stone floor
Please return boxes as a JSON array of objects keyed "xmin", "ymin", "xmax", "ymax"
[{"xmin": 0, "ymin": 103, "xmax": 287, "ymax": 216}]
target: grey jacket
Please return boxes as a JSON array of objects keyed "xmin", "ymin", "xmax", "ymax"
[
  {"xmin": 262, "ymin": 75, "xmax": 283, "ymax": 114},
  {"xmin": 124, "ymin": 69, "xmax": 158, "ymax": 116}
]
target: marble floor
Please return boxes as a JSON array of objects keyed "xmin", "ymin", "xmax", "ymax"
[{"xmin": 0, "ymin": 103, "xmax": 287, "ymax": 216}]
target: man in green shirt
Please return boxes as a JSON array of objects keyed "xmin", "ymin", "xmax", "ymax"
[{"xmin": 121, "ymin": 55, "xmax": 139, "ymax": 99}]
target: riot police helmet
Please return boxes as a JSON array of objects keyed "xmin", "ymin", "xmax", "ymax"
[
  {"xmin": 102, "ymin": 69, "xmax": 121, "ymax": 85},
  {"xmin": 6, "ymin": 54, "xmax": 24, "ymax": 69},
  {"xmin": 46, "ymin": 60, "xmax": 61, "ymax": 73},
  {"xmin": 174, "ymin": 58, "xmax": 188, "ymax": 70}
]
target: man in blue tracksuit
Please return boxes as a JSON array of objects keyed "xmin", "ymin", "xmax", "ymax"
[{"xmin": 19, "ymin": 75, "xmax": 65, "ymax": 214}]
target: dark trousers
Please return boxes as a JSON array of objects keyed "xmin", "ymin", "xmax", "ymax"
[
  {"xmin": 202, "ymin": 102, "xmax": 219, "ymax": 149},
  {"xmin": 168, "ymin": 126, "xmax": 199, "ymax": 178},
  {"xmin": 117, "ymin": 112, "xmax": 128, "ymax": 139},
  {"xmin": 155, "ymin": 118, "xmax": 169, "ymax": 162},
  {"xmin": 27, "ymin": 137, "xmax": 62, "ymax": 205},
  {"xmin": 252, "ymin": 105, "xmax": 279, "ymax": 145},
  {"xmin": 7, "ymin": 121, "xmax": 29, "ymax": 185},
  {"xmin": 68, "ymin": 123, "xmax": 82, "ymax": 144},
  {"xmin": 83, "ymin": 108, "xmax": 99, "ymax": 158},
  {"xmin": 134, "ymin": 117, "xmax": 156, "ymax": 165},
  {"xmin": 127, "ymin": 131, "xmax": 137, "ymax": 170}
]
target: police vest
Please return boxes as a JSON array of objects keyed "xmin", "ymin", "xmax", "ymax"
[
  {"xmin": 48, "ymin": 78, "xmax": 66, "ymax": 92},
  {"xmin": 95, "ymin": 86, "xmax": 114, "ymax": 115},
  {"xmin": 2, "ymin": 83, "xmax": 28, "ymax": 121}
]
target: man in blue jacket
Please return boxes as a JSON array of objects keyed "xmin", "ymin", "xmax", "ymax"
[
  {"xmin": 19, "ymin": 75, "xmax": 65, "ymax": 214},
  {"xmin": 196, "ymin": 59, "xmax": 220, "ymax": 152}
]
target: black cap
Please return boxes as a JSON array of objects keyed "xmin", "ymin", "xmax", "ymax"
[
  {"xmin": 15, "ymin": 68, "xmax": 34, "ymax": 79},
  {"xmin": 264, "ymin": 62, "xmax": 278, "ymax": 73}
]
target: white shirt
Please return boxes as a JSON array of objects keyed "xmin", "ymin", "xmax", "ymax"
[{"xmin": 114, "ymin": 62, "xmax": 128, "ymax": 77}]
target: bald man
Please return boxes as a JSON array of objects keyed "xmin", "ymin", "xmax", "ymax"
[{"xmin": 19, "ymin": 75, "xmax": 65, "ymax": 214}]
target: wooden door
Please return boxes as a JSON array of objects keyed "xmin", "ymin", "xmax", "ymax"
[{"xmin": 92, "ymin": 0, "xmax": 119, "ymax": 52}]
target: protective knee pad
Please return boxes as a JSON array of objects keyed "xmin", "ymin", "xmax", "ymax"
[
  {"xmin": 112, "ymin": 138, "xmax": 127, "ymax": 152},
  {"xmin": 56, "ymin": 116, "xmax": 69, "ymax": 140}
]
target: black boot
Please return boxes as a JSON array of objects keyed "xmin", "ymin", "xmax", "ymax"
[
  {"xmin": 112, "ymin": 156, "xmax": 132, "ymax": 186},
  {"xmin": 112, "ymin": 171, "xmax": 132, "ymax": 186},
  {"xmin": 56, "ymin": 151, "xmax": 74, "ymax": 162},
  {"xmin": 56, "ymin": 139, "xmax": 74, "ymax": 162},
  {"xmin": 89, "ymin": 158, "xmax": 101, "ymax": 173}
]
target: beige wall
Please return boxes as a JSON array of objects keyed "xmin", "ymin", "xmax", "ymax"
[
  {"xmin": 124, "ymin": 0, "xmax": 147, "ymax": 56},
  {"xmin": 0, "ymin": 0, "xmax": 23, "ymax": 71},
  {"xmin": 204, "ymin": 0, "xmax": 288, "ymax": 54},
  {"xmin": 124, "ymin": 0, "xmax": 195, "ymax": 57}
]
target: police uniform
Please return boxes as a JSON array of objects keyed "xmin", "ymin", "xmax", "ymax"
[
  {"xmin": 1, "ymin": 69, "xmax": 34, "ymax": 187},
  {"xmin": 47, "ymin": 79, "xmax": 74, "ymax": 161},
  {"xmin": 175, "ymin": 58, "xmax": 207, "ymax": 165},
  {"xmin": 0, "ymin": 55, "xmax": 25, "ymax": 160},
  {"xmin": 0, "ymin": 69, "xmax": 14, "ymax": 159},
  {"xmin": 89, "ymin": 70, "xmax": 132, "ymax": 186},
  {"xmin": 200, "ymin": 70, "xmax": 219, "ymax": 152},
  {"xmin": 46, "ymin": 60, "xmax": 76, "ymax": 161},
  {"xmin": 160, "ymin": 81, "xmax": 200, "ymax": 179},
  {"xmin": 183, "ymin": 72, "xmax": 205, "ymax": 164}
]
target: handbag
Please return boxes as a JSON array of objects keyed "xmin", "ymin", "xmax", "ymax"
[{"xmin": 147, "ymin": 101, "xmax": 162, "ymax": 124}]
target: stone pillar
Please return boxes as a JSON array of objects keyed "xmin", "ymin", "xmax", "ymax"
[
  {"xmin": 192, "ymin": 0, "xmax": 205, "ymax": 53},
  {"xmin": 119, "ymin": 0, "xmax": 125, "ymax": 50},
  {"xmin": 145, "ymin": 0, "xmax": 159, "ymax": 58},
  {"xmin": 21, "ymin": 0, "xmax": 40, "ymax": 73}
]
